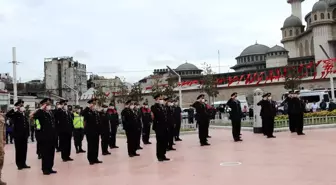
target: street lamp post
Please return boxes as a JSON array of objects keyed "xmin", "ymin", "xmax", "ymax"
[
  {"xmin": 64, "ymin": 83, "xmax": 79, "ymax": 105},
  {"xmin": 319, "ymin": 45, "xmax": 335, "ymax": 100},
  {"xmin": 167, "ymin": 66, "xmax": 182, "ymax": 107}
]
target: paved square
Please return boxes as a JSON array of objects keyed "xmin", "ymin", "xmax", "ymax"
[{"xmin": 2, "ymin": 129, "xmax": 336, "ymax": 185}]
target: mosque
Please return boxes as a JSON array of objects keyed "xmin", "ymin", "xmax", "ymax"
[{"xmin": 139, "ymin": 0, "xmax": 336, "ymax": 106}]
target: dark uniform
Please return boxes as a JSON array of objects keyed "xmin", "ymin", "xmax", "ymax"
[
  {"xmin": 134, "ymin": 103, "xmax": 143, "ymax": 150},
  {"xmin": 33, "ymin": 98, "xmax": 57, "ymax": 175},
  {"xmin": 257, "ymin": 93, "xmax": 276, "ymax": 138},
  {"xmin": 82, "ymin": 99, "xmax": 102, "ymax": 165},
  {"xmin": 6, "ymin": 99, "xmax": 30, "ymax": 170},
  {"xmin": 165, "ymin": 98, "xmax": 176, "ymax": 150},
  {"xmin": 193, "ymin": 94, "xmax": 210, "ymax": 146},
  {"xmin": 292, "ymin": 91, "xmax": 305, "ymax": 135},
  {"xmin": 141, "ymin": 103, "xmax": 152, "ymax": 144},
  {"xmin": 257, "ymin": 93, "xmax": 269, "ymax": 135},
  {"xmin": 173, "ymin": 102, "xmax": 182, "ymax": 141},
  {"xmin": 107, "ymin": 105, "xmax": 119, "ymax": 149},
  {"xmin": 54, "ymin": 100, "xmax": 74, "ymax": 161},
  {"xmin": 282, "ymin": 91, "xmax": 295, "ymax": 132},
  {"xmin": 99, "ymin": 106, "xmax": 111, "ymax": 155},
  {"xmin": 121, "ymin": 101, "xmax": 140, "ymax": 157},
  {"xmin": 226, "ymin": 93, "xmax": 243, "ymax": 142},
  {"xmin": 53, "ymin": 102, "xmax": 60, "ymax": 152}
]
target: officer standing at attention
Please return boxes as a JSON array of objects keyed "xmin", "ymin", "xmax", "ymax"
[
  {"xmin": 6, "ymin": 99, "xmax": 31, "ymax": 170},
  {"xmin": 151, "ymin": 94, "xmax": 170, "ymax": 161},
  {"xmin": 293, "ymin": 90, "xmax": 306, "ymax": 135},
  {"xmin": 282, "ymin": 91, "xmax": 295, "ymax": 132},
  {"xmin": 31, "ymin": 98, "xmax": 57, "ymax": 175},
  {"xmin": 107, "ymin": 103, "xmax": 119, "ymax": 149},
  {"xmin": 173, "ymin": 99, "xmax": 182, "ymax": 142},
  {"xmin": 192, "ymin": 94, "xmax": 210, "ymax": 146},
  {"xmin": 165, "ymin": 97, "xmax": 176, "ymax": 151},
  {"xmin": 258, "ymin": 93, "xmax": 277, "ymax": 138},
  {"xmin": 82, "ymin": 98, "xmax": 102, "ymax": 165},
  {"xmin": 141, "ymin": 102, "xmax": 152, "ymax": 145},
  {"xmin": 121, "ymin": 100, "xmax": 140, "ymax": 157},
  {"xmin": 55, "ymin": 99, "xmax": 74, "ymax": 162},
  {"xmin": 0, "ymin": 110, "xmax": 7, "ymax": 185},
  {"xmin": 226, "ymin": 92, "xmax": 243, "ymax": 142},
  {"xmin": 257, "ymin": 93, "xmax": 269, "ymax": 136},
  {"xmin": 99, "ymin": 104, "xmax": 111, "ymax": 155},
  {"xmin": 54, "ymin": 102, "xmax": 61, "ymax": 152},
  {"xmin": 73, "ymin": 106, "xmax": 85, "ymax": 154},
  {"xmin": 133, "ymin": 102, "xmax": 143, "ymax": 150}
]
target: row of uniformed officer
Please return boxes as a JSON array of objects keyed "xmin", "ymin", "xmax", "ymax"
[
  {"xmin": 6, "ymin": 99, "xmax": 31, "ymax": 170},
  {"xmin": 257, "ymin": 93, "xmax": 277, "ymax": 138}
]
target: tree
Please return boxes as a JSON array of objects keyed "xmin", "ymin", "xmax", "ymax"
[
  {"xmin": 163, "ymin": 78, "xmax": 177, "ymax": 99},
  {"xmin": 150, "ymin": 77, "xmax": 164, "ymax": 98},
  {"xmin": 284, "ymin": 65, "xmax": 302, "ymax": 91},
  {"xmin": 93, "ymin": 86, "xmax": 107, "ymax": 106},
  {"xmin": 200, "ymin": 63, "xmax": 219, "ymax": 104},
  {"xmin": 128, "ymin": 82, "xmax": 143, "ymax": 102},
  {"xmin": 116, "ymin": 80, "xmax": 129, "ymax": 104}
]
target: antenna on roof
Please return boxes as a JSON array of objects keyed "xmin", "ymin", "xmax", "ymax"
[{"xmin": 255, "ymin": 40, "xmax": 258, "ymax": 44}]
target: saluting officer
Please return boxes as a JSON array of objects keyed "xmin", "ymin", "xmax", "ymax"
[
  {"xmin": 165, "ymin": 97, "xmax": 176, "ymax": 151},
  {"xmin": 226, "ymin": 92, "xmax": 243, "ymax": 142},
  {"xmin": 192, "ymin": 94, "xmax": 210, "ymax": 146},
  {"xmin": 151, "ymin": 94, "xmax": 170, "ymax": 161},
  {"xmin": 258, "ymin": 93, "xmax": 277, "ymax": 138},
  {"xmin": 293, "ymin": 90, "xmax": 306, "ymax": 135},
  {"xmin": 6, "ymin": 99, "xmax": 31, "ymax": 170},
  {"xmin": 282, "ymin": 91, "xmax": 295, "ymax": 132},
  {"xmin": 73, "ymin": 106, "xmax": 85, "ymax": 153},
  {"xmin": 31, "ymin": 98, "xmax": 57, "ymax": 175},
  {"xmin": 121, "ymin": 100, "xmax": 140, "ymax": 157},
  {"xmin": 82, "ymin": 98, "xmax": 102, "ymax": 165},
  {"xmin": 107, "ymin": 103, "xmax": 119, "ymax": 149},
  {"xmin": 99, "ymin": 104, "xmax": 111, "ymax": 155},
  {"xmin": 257, "ymin": 93, "xmax": 269, "ymax": 135},
  {"xmin": 141, "ymin": 102, "xmax": 152, "ymax": 145},
  {"xmin": 173, "ymin": 99, "xmax": 182, "ymax": 141}
]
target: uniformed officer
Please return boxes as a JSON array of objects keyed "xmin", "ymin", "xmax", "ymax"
[
  {"xmin": 100, "ymin": 104, "xmax": 111, "ymax": 155},
  {"xmin": 141, "ymin": 102, "xmax": 152, "ymax": 144},
  {"xmin": 293, "ymin": 90, "xmax": 306, "ymax": 135},
  {"xmin": 133, "ymin": 102, "xmax": 143, "ymax": 150},
  {"xmin": 173, "ymin": 99, "xmax": 182, "ymax": 141},
  {"xmin": 55, "ymin": 99, "xmax": 74, "ymax": 162},
  {"xmin": 151, "ymin": 94, "xmax": 170, "ymax": 161},
  {"xmin": 73, "ymin": 105, "xmax": 85, "ymax": 153},
  {"xmin": 226, "ymin": 92, "xmax": 243, "ymax": 142},
  {"xmin": 107, "ymin": 103, "xmax": 119, "ymax": 149},
  {"xmin": 0, "ymin": 110, "xmax": 7, "ymax": 185},
  {"xmin": 6, "ymin": 99, "xmax": 31, "ymax": 170},
  {"xmin": 82, "ymin": 98, "xmax": 102, "ymax": 165},
  {"xmin": 192, "ymin": 94, "xmax": 210, "ymax": 146},
  {"xmin": 165, "ymin": 97, "xmax": 176, "ymax": 151},
  {"xmin": 31, "ymin": 98, "xmax": 57, "ymax": 175},
  {"xmin": 257, "ymin": 93, "xmax": 269, "ymax": 135},
  {"xmin": 34, "ymin": 118, "xmax": 42, "ymax": 159},
  {"xmin": 282, "ymin": 91, "xmax": 295, "ymax": 132},
  {"xmin": 54, "ymin": 102, "xmax": 61, "ymax": 152},
  {"xmin": 121, "ymin": 100, "xmax": 140, "ymax": 157}
]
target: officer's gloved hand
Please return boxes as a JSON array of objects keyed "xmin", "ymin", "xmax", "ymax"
[{"xmin": 14, "ymin": 108, "xmax": 18, "ymax": 112}]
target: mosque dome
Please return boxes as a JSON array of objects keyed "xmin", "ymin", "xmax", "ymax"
[
  {"xmin": 283, "ymin": 15, "xmax": 303, "ymax": 28},
  {"xmin": 329, "ymin": 0, "xmax": 336, "ymax": 6},
  {"xmin": 312, "ymin": 0, "xmax": 328, "ymax": 12},
  {"xmin": 239, "ymin": 43, "xmax": 270, "ymax": 57},
  {"xmin": 175, "ymin": 62, "xmax": 200, "ymax": 71},
  {"xmin": 267, "ymin": 45, "xmax": 288, "ymax": 53}
]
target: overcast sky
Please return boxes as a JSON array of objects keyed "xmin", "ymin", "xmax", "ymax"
[{"xmin": 0, "ymin": 0, "xmax": 317, "ymax": 83}]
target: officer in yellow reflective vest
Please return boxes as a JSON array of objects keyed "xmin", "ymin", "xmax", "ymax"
[
  {"xmin": 73, "ymin": 106, "xmax": 85, "ymax": 153},
  {"xmin": 34, "ymin": 119, "xmax": 42, "ymax": 159}
]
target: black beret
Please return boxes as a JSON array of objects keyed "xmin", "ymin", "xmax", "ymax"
[
  {"xmin": 125, "ymin": 99, "xmax": 132, "ymax": 104},
  {"xmin": 288, "ymin": 91, "xmax": 294, "ymax": 94},
  {"xmin": 109, "ymin": 103, "xmax": 114, "ymax": 106},
  {"xmin": 262, "ymin": 94, "xmax": 268, "ymax": 98},
  {"xmin": 196, "ymin": 94, "xmax": 205, "ymax": 100},
  {"xmin": 59, "ymin": 99, "xmax": 68, "ymax": 104},
  {"xmin": 102, "ymin": 104, "xmax": 108, "ymax": 108},
  {"xmin": 164, "ymin": 97, "xmax": 172, "ymax": 101},
  {"xmin": 40, "ymin": 98, "xmax": 51, "ymax": 105},
  {"xmin": 87, "ymin": 98, "xmax": 97, "ymax": 104},
  {"xmin": 267, "ymin": 93, "xmax": 271, "ymax": 96},
  {"xmin": 74, "ymin": 105, "xmax": 81, "ymax": 109},
  {"xmin": 294, "ymin": 90, "xmax": 300, "ymax": 94},
  {"xmin": 14, "ymin": 99, "xmax": 24, "ymax": 106},
  {"xmin": 154, "ymin": 94, "xmax": 162, "ymax": 100},
  {"xmin": 143, "ymin": 102, "xmax": 148, "ymax": 105},
  {"xmin": 231, "ymin": 92, "xmax": 237, "ymax": 97}
]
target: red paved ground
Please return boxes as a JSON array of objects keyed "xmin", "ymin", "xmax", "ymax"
[{"xmin": 2, "ymin": 129, "xmax": 336, "ymax": 185}]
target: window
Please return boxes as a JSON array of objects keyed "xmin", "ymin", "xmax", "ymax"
[
  {"xmin": 314, "ymin": 14, "xmax": 317, "ymax": 20},
  {"xmin": 323, "ymin": 94, "xmax": 330, "ymax": 102},
  {"xmin": 321, "ymin": 13, "xmax": 325, "ymax": 19},
  {"xmin": 296, "ymin": 29, "xmax": 299, "ymax": 35},
  {"xmin": 300, "ymin": 95, "xmax": 320, "ymax": 103},
  {"xmin": 328, "ymin": 13, "xmax": 330, "ymax": 19},
  {"xmin": 284, "ymin": 30, "xmax": 287, "ymax": 37},
  {"xmin": 289, "ymin": 29, "xmax": 293, "ymax": 36}
]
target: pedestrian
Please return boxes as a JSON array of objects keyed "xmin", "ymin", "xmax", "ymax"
[
  {"xmin": 133, "ymin": 102, "xmax": 143, "ymax": 150},
  {"xmin": 54, "ymin": 99, "xmax": 74, "ymax": 162},
  {"xmin": 0, "ymin": 110, "xmax": 7, "ymax": 185},
  {"xmin": 141, "ymin": 102, "xmax": 152, "ymax": 145},
  {"xmin": 31, "ymin": 98, "xmax": 57, "ymax": 175},
  {"xmin": 226, "ymin": 92, "xmax": 243, "ymax": 142},
  {"xmin": 5, "ymin": 119, "xmax": 13, "ymax": 144},
  {"xmin": 82, "ymin": 98, "xmax": 102, "ymax": 165},
  {"xmin": 121, "ymin": 100, "xmax": 140, "ymax": 157},
  {"xmin": 6, "ymin": 99, "xmax": 31, "ymax": 170},
  {"xmin": 187, "ymin": 105, "xmax": 194, "ymax": 124},
  {"xmin": 29, "ymin": 118, "xmax": 35, "ymax": 142},
  {"xmin": 107, "ymin": 103, "xmax": 119, "ymax": 149},
  {"xmin": 73, "ymin": 106, "xmax": 85, "ymax": 154},
  {"xmin": 257, "ymin": 93, "xmax": 268, "ymax": 135},
  {"xmin": 99, "ymin": 104, "xmax": 111, "ymax": 155},
  {"xmin": 151, "ymin": 94, "xmax": 170, "ymax": 161},
  {"xmin": 192, "ymin": 94, "xmax": 210, "ymax": 146},
  {"xmin": 173, "ymin": 99, "xmax": 182, "ymax": 142},
  {"xmin": 34, "ymin": 118, "xmax": 42, "ymax": 159},
  {"xmin": 165, "ymin": 97, "xmax": 176, "ymax": 151}
]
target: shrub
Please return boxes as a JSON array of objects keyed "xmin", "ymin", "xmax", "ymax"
[{"xmin": 275, "ymin": 110, "xmax": 336, "ymax": 120}]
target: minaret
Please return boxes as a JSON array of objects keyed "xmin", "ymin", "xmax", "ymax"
[{"xmin": 287, "ymin": 0, "xmax": 304, "ymax": 21}]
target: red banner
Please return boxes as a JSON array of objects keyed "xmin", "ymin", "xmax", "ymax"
[{"xmin": 140, "ymin": 59, "xmax": 336, "ymax": 90}]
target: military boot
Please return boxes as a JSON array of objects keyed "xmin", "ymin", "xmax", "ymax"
[{"xmin": 0, "ymin": 180, "xmax": 7, "ymax": 185}]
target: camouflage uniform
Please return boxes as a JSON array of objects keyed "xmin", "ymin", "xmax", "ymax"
[{"xmin": 0, "ymin": 113, "xmax": 6, "ymax": 185}]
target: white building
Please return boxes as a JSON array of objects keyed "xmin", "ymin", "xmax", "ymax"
[{"xmin": 44, "ymin": 56, "xmax": 87, "ymax": 103}]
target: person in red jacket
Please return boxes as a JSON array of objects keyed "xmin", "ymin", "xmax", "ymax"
[{"xmin": 141, "ymin": 102, "xmax": 152, "ymax": 144}]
